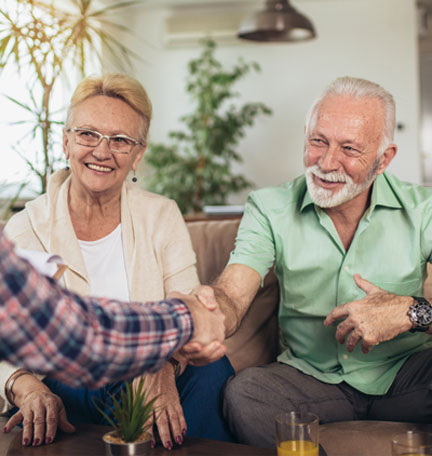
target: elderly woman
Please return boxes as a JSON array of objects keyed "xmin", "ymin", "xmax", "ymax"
[{"xmin": 0, "ymin": 73, "xmax": 233, "ymax": 448}]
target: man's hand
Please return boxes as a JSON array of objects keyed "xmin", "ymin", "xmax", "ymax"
[
  {"xmin": 168, "ymin": 290, "xmax": 226, "ymax": 365},
  {"xmin": 324, "ymin": 274, "xmax": 414, "ymax": 354},
  {"xmin": 193, "ymin": 284, "xmax": 219, "ymax": 311}
]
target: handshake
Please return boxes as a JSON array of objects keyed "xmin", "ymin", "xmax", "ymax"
[{"xmin": 168, "ymin": 286, "xmax": 226, "ymax": 366}]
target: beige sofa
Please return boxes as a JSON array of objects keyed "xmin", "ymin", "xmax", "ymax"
[
  {"xmin": 187, "ymin": 217, "xmax": 279, "ymax": 372},
  {"xmin": 186, "ymin": 217, "xmax": 432, "ymax": 455},
  {"xmin": 1, "ymin": 216, "xmax": 430, "ymax": 454}
]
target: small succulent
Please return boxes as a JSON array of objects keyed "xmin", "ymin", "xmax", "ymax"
[{"xmin": 96, "ymin": 378, "xmax": 157, "ymax": 443}]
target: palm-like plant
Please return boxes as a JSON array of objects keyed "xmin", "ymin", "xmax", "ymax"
[{"xmin": 0, "ymin": 0, "xmax": 140, "ymax": 193}]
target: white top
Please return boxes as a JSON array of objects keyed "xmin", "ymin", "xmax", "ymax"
[{"xmin": 78, "ymin": 224, "xmax": 130, "ymax": 301}]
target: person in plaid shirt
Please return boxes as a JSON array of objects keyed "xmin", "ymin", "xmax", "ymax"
[{"xmin": 0, "ymin": 230, "xmax": 225, "ymax": 389}]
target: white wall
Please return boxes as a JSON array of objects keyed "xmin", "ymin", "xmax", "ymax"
[{"xmin": 118, "ymin": 0, "xmax": 420, "ymax": 203}]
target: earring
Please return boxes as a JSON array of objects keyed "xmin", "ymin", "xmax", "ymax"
[
  {"xmin": 132, "ymin": 171, "xmax": 137, "ymax": 183},
  {"xmin": 65, "ymin": 165, "xmax": 70, "ymax": 171}
]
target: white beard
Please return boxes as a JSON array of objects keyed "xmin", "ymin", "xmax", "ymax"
[{"xmin": 305, "ymin": 160, "xmax": 380, "ymax": 208}]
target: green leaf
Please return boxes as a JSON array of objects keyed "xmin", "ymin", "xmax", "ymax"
[
  {"xmin": 93, "ymin": 378, "xmax": 158, "ymax": 443},
  {"xmin": 144, "ymin": 39, "xmax": 271, "ymax": 213}
]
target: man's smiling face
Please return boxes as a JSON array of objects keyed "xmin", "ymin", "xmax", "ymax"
[{"xmin": 304, "ymin": 94, "xmax": 386, "ymax": 209}]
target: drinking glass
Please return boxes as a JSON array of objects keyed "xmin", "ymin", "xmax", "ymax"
[
  {"xmin": 275, "ymin": 411, "xmax": 319, "ymax": 456},
  {"xmin": 392, "ymin": 431, "xmax": 432, "ymax": 456}
]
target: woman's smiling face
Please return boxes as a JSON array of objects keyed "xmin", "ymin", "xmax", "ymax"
[{"xmin": 63, "ymin": 95, "xmax": 146, "ymax": 198}]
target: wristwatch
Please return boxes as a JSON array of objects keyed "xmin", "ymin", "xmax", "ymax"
[{"xmin": 408, "ymin": 297, "xmax": 432, "ymax": 332}]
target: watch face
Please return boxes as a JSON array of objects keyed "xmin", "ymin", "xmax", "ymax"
[
  {"xmin": 416, "ymin": 304, "xmax": 432, "ymax": 326},
  {"xmin": 411, "ymin": 300, "xmax": 432, "ymax": 328}
]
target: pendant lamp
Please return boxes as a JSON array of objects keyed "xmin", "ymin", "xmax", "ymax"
[{"xmin": 238, "ymin": 0, "xmax": 316, "ymax": 42}]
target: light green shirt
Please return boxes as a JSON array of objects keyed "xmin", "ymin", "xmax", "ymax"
[{"xmin": 228, "ymin": 172, "xmax": 432, "ymax": 395}]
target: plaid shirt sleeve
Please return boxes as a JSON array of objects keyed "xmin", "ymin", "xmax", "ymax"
[{"xmin": 0, "ymin": 231, "xmax": 193, "ymax": 388}]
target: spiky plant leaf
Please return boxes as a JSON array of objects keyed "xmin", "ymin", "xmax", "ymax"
[{"xmin": 94, "ymin": 379, "xmax": 158, "ymax": 443}]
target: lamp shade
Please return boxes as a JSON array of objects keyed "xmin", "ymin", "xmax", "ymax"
[{"xmin": 238, "ymin": 0, "xmax": 316, "ymax": 42}]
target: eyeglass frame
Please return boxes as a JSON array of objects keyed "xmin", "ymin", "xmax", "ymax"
[{"xmin": 66, "ymin": 127, "xmax": 145, "ymax": 154}]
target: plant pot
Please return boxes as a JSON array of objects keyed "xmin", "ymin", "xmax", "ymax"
[{"xmin": 103, "ymin": 431, "xmax": 151, "ymax": 456}]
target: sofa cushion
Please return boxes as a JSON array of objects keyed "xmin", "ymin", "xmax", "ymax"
[{"xmin": 186, "ymin": 218, "xmax": 279, "ymax": 372}]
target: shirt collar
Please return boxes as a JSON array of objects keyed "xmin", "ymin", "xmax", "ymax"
[
  {"xmin": 300, "ymin": 172, "xmax": 402, "ymax": 213},
  {"xmin": 369, "ymin": 172, "xmax": 402, "ymax": 211},
  {"xmin": 300, "ymin": 184, "xmax": 314, "ymax": 212}
]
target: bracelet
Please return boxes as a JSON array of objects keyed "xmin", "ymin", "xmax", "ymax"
[
  {"xmin": 168, "ymin": 358, "xmax": 181, "ymax": 377},
  {"xmin": 5, "ymin": 370, "xmax": 32, "ymax": 405}
]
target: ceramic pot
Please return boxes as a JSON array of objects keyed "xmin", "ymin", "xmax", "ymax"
[{"xmin": 103, "ymin": 431, "xmax": 151, "ymax": 456}]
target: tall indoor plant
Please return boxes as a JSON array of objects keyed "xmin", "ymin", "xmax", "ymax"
[
  {"xmin": 144, "ymin": 39, "xmax": 272, "ymax": 214},
  {"xmin": 0, "ymin": 0, "xmax": 140, "ymax": 194}
]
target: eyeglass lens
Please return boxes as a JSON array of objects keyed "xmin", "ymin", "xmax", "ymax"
[{"xmin": 73, "ymin": 129, "xmax": 136, "ymax": 153}]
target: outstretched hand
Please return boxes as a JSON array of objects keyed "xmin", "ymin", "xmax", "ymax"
[
  {"xmin": 324, "ymin": 274, "xmax": 413, "ymax": 353},
  {"xmin": 168, "ymin": 288, "xmax": 226, "ymax": 365}
]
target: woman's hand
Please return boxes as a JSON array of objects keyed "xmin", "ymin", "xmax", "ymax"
[
  {"xmin": 133, "ymin": 362, "xmax": 185, "ymax": 450},
  {"xmin": 2, "ymin": 375, "xmax": 75, "ymax": 446}
]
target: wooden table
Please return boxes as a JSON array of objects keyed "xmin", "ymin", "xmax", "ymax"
[
  {"xmin": 4, "ymin": 416, "xmax": 423, "ymax": 455},
  {"xmin": 0, "ymin": 417, "xmax": 274, "ymax": 456}
]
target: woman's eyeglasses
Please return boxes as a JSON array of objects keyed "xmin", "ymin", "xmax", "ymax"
[{"xmin": 67, "ymin": 127, "xmax": 144, "ymax": 154}]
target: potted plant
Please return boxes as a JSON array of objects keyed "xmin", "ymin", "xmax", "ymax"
[
  {"xmin": 144, "ymin": 39, "xmax": 272, "ymax": 214},
  {"xmin": 96, "ymin": 379, "xmax": 157, "ymax": 456}
]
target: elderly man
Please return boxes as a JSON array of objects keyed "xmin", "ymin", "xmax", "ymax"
[{"xmin": 192, "ymin": 76, "xmax": 432, "ymax": 447}]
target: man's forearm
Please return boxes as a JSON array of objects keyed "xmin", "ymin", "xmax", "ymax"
[
  {"xmin": 211, "ymin": 264, "xmax": 262, "ymax": 338},
  {"xmin": 0, "ymin": 232, "xmax": 193, "ymax": 388},
  {"xmin": 213, "ymin": 285, "xmax": 245, "ymax": 338}
]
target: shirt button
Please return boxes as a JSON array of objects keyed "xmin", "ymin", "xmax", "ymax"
[
  {"xmin": 344, "ymin": 266, "xmax": 349, "ymax": 272},
  {"xmin": 343, "ymin": 354, "xmax": 348, "ymax": 360}
]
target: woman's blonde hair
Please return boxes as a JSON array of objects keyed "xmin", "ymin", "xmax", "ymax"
[{"xmin": 65, "ymin": 73, "xmax": 152, "ymax": 141}]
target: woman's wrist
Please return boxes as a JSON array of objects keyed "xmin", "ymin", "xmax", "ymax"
[
  {"xmin": 5, "ymin": 370, "xmax": 32, "ymax": 405},
  {"xmin": 168, "ymin": 358, "xmax": 181, "ymax": 377},
  {"xmin": 168, "ymin": 355, "xmax": 187, "ymax": 377},
  {"xmin": 6, "ymin": 371, "xmax": 49, "ymax": 407}
]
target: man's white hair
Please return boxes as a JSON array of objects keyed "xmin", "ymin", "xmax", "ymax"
[{"xmin": 305, "ymin": 76, "xmax": 396, "ymax": 157}]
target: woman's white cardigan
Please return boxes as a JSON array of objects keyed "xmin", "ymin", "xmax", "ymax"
[{"xmin": 0, "ymin": 169, "xmax": 199, "ymax": 413}]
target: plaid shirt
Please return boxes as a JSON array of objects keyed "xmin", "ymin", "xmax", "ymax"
[{"xmin": 0, "ymin": 231, "xmax": 193, "ymax": 388}]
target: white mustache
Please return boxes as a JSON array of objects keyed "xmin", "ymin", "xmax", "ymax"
[{"xmin": 308, "ymin": 165, "xmax": 352, "ymax": 184}]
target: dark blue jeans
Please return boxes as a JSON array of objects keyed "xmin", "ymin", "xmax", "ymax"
[{"xmin": 42, "ymin": 356, "xmax": 234, "ymax": 442}]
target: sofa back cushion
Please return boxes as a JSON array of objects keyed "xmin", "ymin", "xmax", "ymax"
[{"xmin": 186, "ymin": 218, "xmax": 279, "ymax": 372}]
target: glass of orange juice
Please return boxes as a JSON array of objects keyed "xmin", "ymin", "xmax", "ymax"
[
  {"xmin": 275, "ymin": 411, "xmax": 319, "ymax": 456},
  {"xmin": 392, "ymin": 431, "xmax": 432, "ymax": 455}
]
